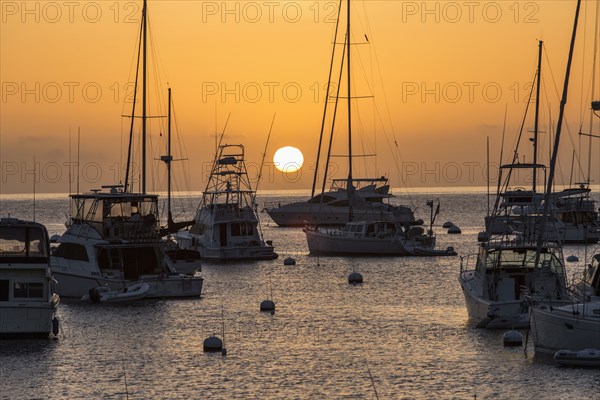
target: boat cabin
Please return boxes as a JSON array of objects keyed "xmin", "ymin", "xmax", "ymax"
[
  {"xmin": 344, "ymin": 221, "xmax": 399, "ymax": 237},
  {"xmin": 476, "ymin": 239, "xmax": 566, "ymax": 301},
  {"xmin": 0, "ymin": 218, "xmax": 57, "ymax": 337},
  {"xmin": 70, "ymin": 190, "xmax": 160, "ymax": 241}
]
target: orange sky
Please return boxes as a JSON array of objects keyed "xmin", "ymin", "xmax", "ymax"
[{"xmin": 1, "ymin": 0, "xmax": 599, "ymax": 194}]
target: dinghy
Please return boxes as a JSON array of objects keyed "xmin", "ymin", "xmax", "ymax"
[{"xmin": 82, "ymin": 281, "xmax": 150, "ymax": 303}]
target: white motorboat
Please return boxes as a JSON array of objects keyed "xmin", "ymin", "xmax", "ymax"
[
  {"xmin": 51, "ymin": 191, "xmax": 203, "ymax": 299},
  {"xmin": 529, "ymin": 253, "xmax": 600, "ymax": 353},
  {"xmin": 549, "ymin": 185, "xmax": 600, "ymax": 244},
  {"xmin": 305, "ymin": 217, "xmax": 455, "ymax": 257},
  {"xmin": 265, "ymin": 177, "xmax": 419, "ymax": 227},
  {"xmin": 177, "ymin": 144, "xmax": 277, "ymax": 261},
  {"xmin": 460, "ymin": 39, "xmax": 579, "ymax": 329},
  {"xmin": 459, "ymin": 236, "xmax": 570, "ymax": 329},
  {"xmin": 0, "ymin": 218, "xmax": 60, "ymax": 338},
  {"xmin": 81, "ymin": 281, "xmax": 151, "ymax": 303}
]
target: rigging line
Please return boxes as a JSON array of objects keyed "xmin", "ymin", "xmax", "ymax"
[
  {"xmin": 497, "ymin": 67, "xmax": 537, "ymax": 209},
  {"xmin": 541, "ymin": 43, "xmax": 587, "ymax": 184},
  {"xmin": 255, "ymin": 113, "xmax": 276, "ymax": 206},
  {"xmin": 320, "ymin": 31, "xmax": 348, "ymax": 205},
  {"xmin": 586, "ymin": 0, "xmax": 600, "ymax": 182},
  {"xmin": 491, "ymin": 104, "xmax": 508, "ymax": 217},
  {"xmin": 312, "ymin": 0, "xmax": 344, "ymax": 201},
  {"xmin": 365, "ymin": 14, "xmax": 416, "ymax": 207}
]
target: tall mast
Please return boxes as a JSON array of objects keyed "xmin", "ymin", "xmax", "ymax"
[
  {"xmin": 535, "ymin": 0, "xmax": 582, "ymax": 268},
  {"xmin": 533, "ymin": 40, "xmax": 542, "ymax": 192},
  {"xmin": 346, "ymin": 0, "xmax": 353, "ymax": 221},
  {"xmin": 587, "ymin": 1, "xmax": 599, "ymax": 183},
  {"xmin": 142, "ymin": 0, "xmax": 148, "ymax": 193},
  {"xmin": 167, "ymin": 87, "xmax": 172, "ymax": 224}
]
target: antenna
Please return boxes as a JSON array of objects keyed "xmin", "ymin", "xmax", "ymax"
[
  {"xmin": 77, "ymin": 127, "xmax": 81, "ymax": 195},
  {"xmin": 68, "ymin": 127, "xmax": 72, "ymax": 196},
  {"xmin": 33, "ymin": 155, "xmax": 36, "ymax": 222}
]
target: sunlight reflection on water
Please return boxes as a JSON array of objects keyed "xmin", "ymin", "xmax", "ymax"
[{"xmin": 1, "ymin": 191, "xmax": 599, "ymax": 399}]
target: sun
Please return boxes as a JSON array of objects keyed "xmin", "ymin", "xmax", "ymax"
[{"xmin": 273, "ymin": 146, "xmax": 304, "ymax": 173}]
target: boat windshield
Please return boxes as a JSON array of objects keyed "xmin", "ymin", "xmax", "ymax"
[
  {"xmin": 481, "ymin": 247, "xmax": 564, "ymax": 273},
  {"xmin": 0, "ymin": 226, "xmax": 48, "ymax": 259}
]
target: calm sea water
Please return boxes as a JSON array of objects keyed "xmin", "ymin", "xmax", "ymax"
[{"xmin": 1, "ymin": 189, "xmax": 599, "ymax": 399}]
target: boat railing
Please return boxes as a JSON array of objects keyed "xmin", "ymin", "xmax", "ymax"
[
  {"xmin": 459, "ymin": 253, "xmax": 477, "ymax": 275},
  {"xmin": 484, "ymin": 236, "xmax": 559, "ymax": 249}
]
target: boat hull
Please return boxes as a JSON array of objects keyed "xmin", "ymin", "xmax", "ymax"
[
  {"xmin": 0, "ymin": 301, "xmax": 57, "ymax": 338},
  {"xmin": 530, "ymin": 304, "xmax": 600, "ymax": 354},
  {"xmin": 177, "ymin": 232, "xmax": 277, "ymax": 262},
  {"xmin": 305, "ymin": 228, "xmax": 413, "ymax": 256},
  {"xmin": 267, "ymin": 204, "xmax": 414, "ymax": 227},
  {"xmin": 459, "ymin": 271, "xmax": 529, "ymax": 329},
  {"xmin": 52, "ymin": 269, "xmax": 202, "ymax": 299}
]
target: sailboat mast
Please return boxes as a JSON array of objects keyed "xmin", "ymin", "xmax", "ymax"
[
  {"xmin": 346, "ymin": 0, "xmax": 353, "ymax": 221},
  {"xmin": 535, "ymin": 0, "xmax": 582, "ymax": 268},
  {"xmin": 533, "ymin": 40, "xmax": 542, "ymax": 192},
  {"xmin": 142, "ymin": 0, "xmax": 148, "ymax": 194},
  {"xmin": 167, "ymin": 87, "xmax": 172, "ymax": 223}
]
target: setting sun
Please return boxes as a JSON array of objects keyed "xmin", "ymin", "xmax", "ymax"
[{"xmin": 273, "ymin": 146, "xmax": 304, "ymax": 173}]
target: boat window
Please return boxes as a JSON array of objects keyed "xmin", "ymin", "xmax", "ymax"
[
  {"xmin": 0, "ymin": 280, "xmax": 8, "ymax": 301},
  {"xmin": 329, "ymin": 200, "xmax": 349, "ymax": 207},
  {"xmin": 0, "ymin": 227, "xmax": 27, "ymax": 255},
  {"xmin": 190, "ymin": 223, "xmax": 205, "ymax": 235},
  {"xmin": 28, "ymin": 228, "xmax": 48, "ymax": 257},
  {"xmin": 231, "ymin": 223, "xmax": 254, "ymax": 236},
  {"xmin": 54, "ymin": 243, "xmax": 89, "ymax": 261},
  {"xmin": 309, "ymin": 195, "xmax": 336, "ymax": 204},
  {"xmin": 139, "ymin": 198, "xmax": 158, "ymax": 217},
  {"xmin": 109, "ymin": 201, "xmax": 131, "ymax": 218},
  {"xmin": 13, "ymin": 282, "xmax": 44, "ymax": 299},
  {"xmin": 71, "ymin": 198, "xmax": 82, "ymax": 220},
  {"xmin": 0, "ymin": 226, "xmax": 48, "ymax": 258}
]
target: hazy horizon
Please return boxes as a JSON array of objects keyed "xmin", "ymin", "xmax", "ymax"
[{"xmin": 1, "ymin": 0, "xmax": 599, "ymax": 195}]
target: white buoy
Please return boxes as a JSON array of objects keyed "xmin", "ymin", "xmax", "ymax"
[
  {"xmin": 260, "ymin": 299, "xmax": 275, "ymax": 312},
  {"xmin": 447, "ymin": 225, "xmax": 462, "ymax": 234},
  {"xmin": 566, "ymin": 255, "xmax": 579, "ymax": 262},
  {"xmin": 203, "ymin": 335, "xmax": 223, "ymax": 352},
  {"xmin": 284, "ymin": 257, "xmax": 296, "ymax": 265},
  {"xmin": 502, "ymin": 330, "xmax": 523, "ymax": 347},
  {"xmin": 348, "ymin": 272, "xmax": 363, "ymax": 285},
  {"xmin": 442, "ymin": 221, "xmax": 454, "ymax": 228}
]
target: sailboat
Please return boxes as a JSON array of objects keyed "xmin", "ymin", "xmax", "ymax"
[
  {"xmin": 459, "ymin": 41, "xmax": 571, "ymax": 329},
  {"xmin": 265, "ymin": 177, "xmax": 419, "ymax": 227},
  {"xmin": 303, "ymin": 0, "xmax": 454, "ymax": 257},
  {"xmin": 177, "ymin": 144, "xmax": 278, "ymax": 261},
  {"xmin": 483, "ymin": 41, "xmax": 600, "ymax": 244},
  {"xmin": 50, "ymin": 0, "xmax": 203, "ymax": 299},
  {"xmin": 529, "ymin": 252, "xmax": 600, "ymax": 353},
  {"xmin": 158, "ymin": 88, "xmax": 202, "ymax": 275},
  {"xmin": 529, "ymin": 0, "xmax": 600, "ymax": 352}
]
